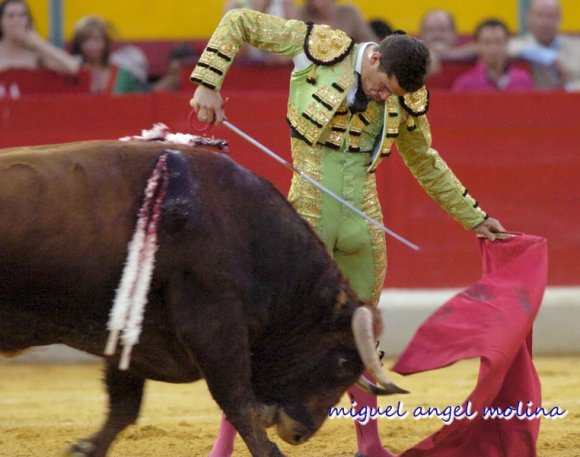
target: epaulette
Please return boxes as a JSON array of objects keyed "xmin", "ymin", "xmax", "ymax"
[
  {"xmin": 399, "ymin": 86, "xmax": 430, "ymax": 116},
  {"xmin": 303, "ymin": 22, "xmax": 354, "ymax": 66}
]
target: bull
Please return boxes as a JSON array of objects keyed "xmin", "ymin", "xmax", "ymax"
[{"xmin": 0, "ymin": 139, "xmax": 403, "ymax": 457}]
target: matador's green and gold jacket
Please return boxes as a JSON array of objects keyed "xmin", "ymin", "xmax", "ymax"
[{"xmin": 191, "ymin": 9, "xmax": 488, "ymax": 229}]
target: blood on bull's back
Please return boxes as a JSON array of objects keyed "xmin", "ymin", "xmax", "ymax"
[{"xmin": 0, "ymin": 141, "xmax": 225, "ymax": 367}]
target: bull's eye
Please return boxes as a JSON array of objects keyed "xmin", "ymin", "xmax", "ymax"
[{"xmin": 331, "ymin": 349, "xmax": 361, "ymax": 381}]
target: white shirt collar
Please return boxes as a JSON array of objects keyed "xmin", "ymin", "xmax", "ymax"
[
  {"xmin": 355, "ymin": 42, "xmax": 376, "ymax": 75},
  {"xmin": 348, "ymin": 42, "xmax": 377, "ymax": 106}
]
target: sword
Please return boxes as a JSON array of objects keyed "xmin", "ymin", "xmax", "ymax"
[{"xmin": 223, "ymin": 120, "xmax": 420, "ymax": 251}]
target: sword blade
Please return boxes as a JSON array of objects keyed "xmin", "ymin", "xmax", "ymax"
[{"xmin": 223, "ymin": 120, "xmax": 420, "ymax": 251}]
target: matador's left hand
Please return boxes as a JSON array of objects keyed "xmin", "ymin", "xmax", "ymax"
[{"xmin": 472, "ymin": 217, "xmax": 510, "ymax": 241}]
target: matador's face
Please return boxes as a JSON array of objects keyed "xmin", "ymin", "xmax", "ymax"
[{"xmin": 361, "ymin": 51, "xmax": 408, "ymax": 101}]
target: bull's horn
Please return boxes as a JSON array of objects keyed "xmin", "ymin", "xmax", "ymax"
[
  {"xmin": 351, "ymin": 306, "xmax": 408, "ymax": 396},
  {"xmin": 356, "ymin": 374, "xmax": 409, "ymax": 396}
]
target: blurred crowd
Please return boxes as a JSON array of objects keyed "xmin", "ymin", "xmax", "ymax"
[
  {"xmin": 1, "ymin": 0, "xmax": 579, "ymax": 97},
  {"xmin": 0, "ymin": 0, "xmax": 190, "ymax": 97},
  {"xmin": 419, "ymin": 0, "xmax": 580, "ymax": 91}
]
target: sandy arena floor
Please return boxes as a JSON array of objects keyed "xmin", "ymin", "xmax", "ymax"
[{"xmin": 0, "ymin": 357, "xmax": 579, "ymax": 457}]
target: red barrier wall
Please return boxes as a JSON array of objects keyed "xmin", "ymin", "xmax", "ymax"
[{"xmin": 1, "ymin": 90, "xmax": 579, "ymax": 288}]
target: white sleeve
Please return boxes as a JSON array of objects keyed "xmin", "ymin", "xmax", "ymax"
[{"xmin": 293, "ymin": 52, "xmax": 311, "ymax": 71}]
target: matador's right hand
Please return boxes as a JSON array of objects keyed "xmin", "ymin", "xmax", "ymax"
[{"xmin": 190, "ymin": 85, "xmax": 225, "ymax": 125}]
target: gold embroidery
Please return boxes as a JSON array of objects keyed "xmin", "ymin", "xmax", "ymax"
[
  {"xmin": 192, "ymin": 9, "xmax": 308, "ymax": 90},
  {"xmin": 209, "ymin": 39, "xmax": 238, "ymax": 59},
  {"xmin": 190, "ymin": 66, "xmax": 222, "ymax": 89},
  {"xmin": 288, "ymin": 103, "xmax": 320, "ymax": 145},
  {"xmin": 324, "ymin": 100, "xmax": 349, "ymax": 147},
  {"xmin": 380, "ymin": 138, "xmax": 395, "ymax": 156},
  {"xmin": 386, "ymin": 97, "xmax": 399, "ymax": 137},
  {"xmin": 346, "ymin": 114, "xmax": 365, "ymax": 151},
  {"xmin": 349, "ymin": 125, "xmax": 363, "ymax": 136},
  {"xmin": 400, "ymin": 85, "xmax": 429, "ymax": 116},
  {"xmin": 335, "ymin": 73, "xmax": 354, "ymax": 92},
  {"xmin": 288, "ymin": 138, "xmax": 324, "ymax": 230},
  {"xmin": 344, "ymin": 101, "xmax": 386, "ymax": 153},
  {"xmin": 306, "ymin": 24, "xmax": 353, "ymax": 64},
  {"xmin": 198, "ymin": 51, "xmax": 229, "ymax": 73},
  {"xmin": 347, "ymin": 136, "xmax": 360, "ymax": 151},
  {"xmin": 377, "ymin": 97, "xmax": 399, "ymax": 156},
  {"xmin": 307, "ymin": 64, "xmax": 318, "ymax": 84},
  {"xmin": 362, "ymin": 171, "xmax": 386, "ymax": 305},
  {"xmin": 460, "ymin": 185, "xmax": 488, "ymax": 219},
  {"xmin": 327, "ymin": 130, "xmax": 345, "ymax": 147},
  {"xmin": 314, "ymin": 85, "xmax": 345, "ymax": 108},
  {"xmin": 330, "ymin": 110, "xmax": 348, "ymax": 131},
  {"xmin": 363, "ymin": 102, "xmax": 384, "ymax": 124},
  {"xmin": 304, "ymin": 101, "xmax": 334, "ymax": 128},
  {"xmin": 396, "ymin": 116, "xmax": 487, "ymax": 229}
]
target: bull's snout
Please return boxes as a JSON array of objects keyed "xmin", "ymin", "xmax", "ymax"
[{"xmin": 275, "ymin": 407, "xmax": 313, "ymax": 445}]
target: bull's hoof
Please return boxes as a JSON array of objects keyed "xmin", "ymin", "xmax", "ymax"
[{"xmin": 65, "ymin": 439, "xmax": 96, "ymax": 457}]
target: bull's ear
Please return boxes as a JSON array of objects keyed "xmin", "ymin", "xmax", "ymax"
[
  {"xmin": 333, "ymin": 289, "xmax": 348, "ymax": 311},
  {"xmin": 329, "ymin": 286, "xmax": 359, "ymax": 326}
]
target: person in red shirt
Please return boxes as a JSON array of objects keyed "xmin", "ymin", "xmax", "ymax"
[{"xmin": 453, "ymin": 19, "xmax": 533, "ymax": 92}]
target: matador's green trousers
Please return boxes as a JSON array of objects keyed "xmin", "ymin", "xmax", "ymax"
[{"xmin": 288, "ymin": 138, "xmax": 387, "ymax": 305}]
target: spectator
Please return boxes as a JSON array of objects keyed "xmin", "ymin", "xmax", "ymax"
[
  {"xmin": 71, "ymin": 15, "xmax": 148, "ymax": 94},
  {"xmin": 453, "ymin": 19, "xmax": 533, "ymax": 92},
  {"xmin": 420, "ymin": 8, "xmax": 477, "ymax": 84},
  {"xmin": 509, "ymin": 0, "xmax": 580, "ymax": 91},
  {"xmin": 298, "ymin": 0, "xmax": 378, "ymax": 43},
  {"xmin": 369, "ymin": 19, "xmax": 392, "ymax": 40},
  {"xmin": 223, "ymin": 0, "xmax": 297, "ymax": 64},
  {"xmin": 0, "ymin": 0, "xmax": 78, "ymax": 74},
  {"xmin": 152, "ymin": 42, "xmax": 198, "ymax": 91}
]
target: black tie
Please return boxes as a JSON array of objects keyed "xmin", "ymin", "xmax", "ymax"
[{"xmin": 350, "ymin": 73, "xmax": 369, "ymax": 114}]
